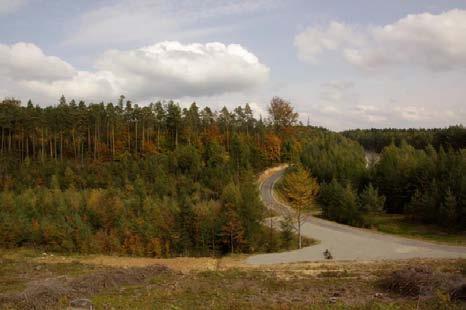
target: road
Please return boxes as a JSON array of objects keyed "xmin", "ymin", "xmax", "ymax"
[{"xmin": 247, "ymin": 167, "xmax": 466, "ymax": 265}]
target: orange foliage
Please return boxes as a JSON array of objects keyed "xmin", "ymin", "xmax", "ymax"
[
  {"xmin": 143, "ymin": 141, "xmax": 158, "ymax": 154},
  {"xmin": 264, "ymin": 133, "xmax": 282, "ymax": 161}
]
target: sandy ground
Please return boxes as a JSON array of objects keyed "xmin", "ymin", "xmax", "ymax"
[
  {"xmin": 30, "ymin": 254, "xmax": 251, "ymax": 273},
  {"xmin": 247, "ymin": 167, "xmax": 466, "ymax": 265}
]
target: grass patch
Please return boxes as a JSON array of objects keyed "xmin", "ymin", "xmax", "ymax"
[
  {"xmin": 317, "ymin": 270, "xmax": 354, "ymax": 278},
  {"xmin": 460, "ymin": 262, "xmax": 466, "ymax": 276},
  {"xmin": 365, "ymin": 213, "xmax": 466, "ymax": 245},
  {"xmin": 92, "ymin": 266, "xmax": 466, "ymax": 309},
  {"xmin": 1, "ymin": 251, "xmax": 464, "ymax": 309},
  {"xmin": 92, "ymin": 269, "xmax": 366, "ymax": 309}
]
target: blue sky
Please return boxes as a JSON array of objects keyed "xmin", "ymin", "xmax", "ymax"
[{"xmin": 1, "ymin": 0, "xmax": 466, "ymax": 130}]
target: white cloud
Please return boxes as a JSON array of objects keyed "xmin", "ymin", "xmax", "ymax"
[
  {"xmin": 0, "ymin": 0, "xmax": 26, "ymax": 15},
  {"xmin": 294, "ymin": 22, "xmax": 363, "ymax": 63},
  {"xmin": 353, "ymin": 105, "xmax": 388, "ymax": 123},
  {"xmin": 296, "ymin": 9, "xmax": 466, "ymax": 71},
  {"xmin": 0, "ymin": 41, "xmax": 269, "ymax": 102},
  {"xmin": 321, "ymin": 80, "xmax": 355, "ymax": 91},
  {"xmin": 292, "ymin": 10, "xmax": 466, "ymax": 129},
  {"xmin": 22, "ymin": 71, "xmax": 120, "ymax": 101},
  {"xmin": 394, "ymin": 106, "xmax": 432, "ymax": 121},
  {"xmin": 320, "ymin": 80, "xmax": 358, "ymax": 103},
  {"xmin": 0, "ymin": 42, "xmax": 75, "ymax": 81},
  {"xmin": 96, "ymin": 41, "xmax": 269, "ymax": 98},
  {"xmin": 65, "ymin": 0, "xmax": 281, "ymax": 47}
]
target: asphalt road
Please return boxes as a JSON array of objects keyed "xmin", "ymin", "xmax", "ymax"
[{"xmin": 247, "ymin": 167, "xmax": 466, "ymax": 265}]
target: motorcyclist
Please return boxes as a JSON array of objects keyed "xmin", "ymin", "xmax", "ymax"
[{"xmin": 323, "ymin": 249, "xmax": 333, "ymax": 259}]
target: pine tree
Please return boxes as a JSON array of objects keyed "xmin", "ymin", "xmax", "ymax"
[
  {"xmin": 221, "ymin": 208, "xmax": 244, "ymax": 253},
  {"xmin": 439, "ymin": 189, "xmax": 457, "ymax": 227},
  {"xmin": 280, "ymin": 215, "xmax": 294, "ymax": 250},
  {"xmin": 359, "ymin": 183, "xmax": 385, "ymax": 213}
]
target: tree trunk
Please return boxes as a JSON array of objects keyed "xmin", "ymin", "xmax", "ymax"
[
  {"xmin": 230, "ymin": 231, "xmax": 234, "ymax": 253},
  {"xmin": 49, "ymin": 138, "xmax": 53, "ymax": 159},
  {"xmin": 60, "ymin": 131, "xmax": 63, "ymax": 161},
  {"xmin": 81, "ymin": 141, "xmax": 84, "ymax": 165},
  {"xmin": 297, "ymin": 208, "xmax": 302, "ymax": 249},
  {"xmin": 54, "ymin": 133, "xmax": 57, "ymax": 160},
  {"xmin": 106, "ymin": 119, "xmax": 110, "ymax": 152},
  {"xmin": 212, "ymin": 228, "xmax": 215, "ymax": 255},
  {"xmin": 135, "ymin": 121, "xmax": 138, "ymax": 154},
  {"xmin": 32, "ymin": 132, "xmax": 35, "ymax": 159},
  {"xmin": 41, "ymin": 128, "xmax": 45, "ymax": 162},
  {"xmin": 1, "ymin": 127, "xmax": 4, "ymax": 154},
  {"xmin": 72, "ymin": 129, "xmax": 76, "ymax": 160},
  {"xmin": 128, "ymin": 124, "xmax": 131, "ymax": 153},
  {"xmin": 94, "ymin": 121, "xmax": 97, "ymax": 160},
  {"xmin": 20, "ymin": 130, "xmax": 24, "ymax": 161},
  {"xmin": 112, "ymin": 124, "xmax": 115, "ymax": 158},
  {"xmin": 142, "ymin": 122, "xmax": 145, "ymax": 152},
  {"xmin": 8, "ymin": 130, "xmax": 12, "ymax": 152},
  {"xmin": 87, "ymin": 126, "xmax": 90, "ymax": 157}
]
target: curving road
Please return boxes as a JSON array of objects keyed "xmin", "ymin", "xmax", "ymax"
[{"xmin": 247, "ymin": 167, "xmax": 466, "ymax": 265}]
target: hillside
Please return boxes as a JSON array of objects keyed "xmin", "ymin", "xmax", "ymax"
[{"xmin": 1, "ymin": 248, "xmax": 465, "ymax": 309}]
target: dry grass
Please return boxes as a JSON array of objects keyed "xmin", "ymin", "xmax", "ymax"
[
  {"xmin": 380, "ymin": 265, "xmax": 451, "ymax": 297},
  {"xmin": 1, "ymin": 248, "xmax": 465, "ymax": 309},
  {"xmin": 0, "ymin": 265, "xmax": 168, "ymax": 309},
  {"xmin": 39, "ymin": 255, "xmax": 220, "ymax": 273}
]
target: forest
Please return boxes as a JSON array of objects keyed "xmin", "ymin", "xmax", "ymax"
[
  {"xmin": 342, "ymin": 127, "xmax": 466, "ymax": 152},
  {"xmin": 302, "ymin": 136, "xmax": 466, "ymax": 230},
  {"xmin": 0, "ymin": 96, "xmax": 465, "ymax": 258},
  {"xmin": 298, "ymin": 127, "xmax": 466, "ymax": 230},
  {"xmin": 0, "ymin": 96, "xmax": 305, "ymax": 256}
]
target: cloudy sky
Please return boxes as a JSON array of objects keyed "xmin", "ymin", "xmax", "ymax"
[{"xmin": 1, "ymin": 0, "xmax": 465, "ymax": 130}]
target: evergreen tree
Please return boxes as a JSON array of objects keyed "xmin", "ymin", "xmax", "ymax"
[
  {"xmin": 359, "ymin": 183, "xmax": 385, "ymax": 213},
  {"xmin": 280, "ymin": 215, "xmax": 294, "ymax": 250},
  {"xmin": 439, "ymin": 189, "xmax": 457, "ymax": 227}
]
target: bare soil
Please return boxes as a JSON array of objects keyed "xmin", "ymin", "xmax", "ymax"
[
  {"xmin": 0, "ymin": 263, "xmax": 168, "ymax": 309},
  {"xmin": 1, "ymin": 249, "xmax": 465, "ymax": 309}
]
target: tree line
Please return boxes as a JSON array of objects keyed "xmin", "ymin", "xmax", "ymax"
[
  {"xmin": 342, "ymin": 127, "xmax": 466, "ymax": 153},
  {"xmin": 298, "ymin": 132, "xmax": 465, "ymax": 230},
  {"xmin": 1, "ymin": 94, "xmax": 464, "ymax": 257},
  {"xmin": 0, "ymin": 95, "xmax": 277, "ymax": 163},
  {"xmin": 0, "ymin": 96, "xmax": 304, "ymax": 256}
]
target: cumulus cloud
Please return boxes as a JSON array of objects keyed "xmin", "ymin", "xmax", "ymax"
[
  {"xmin": 292, "ymin": 10, "xmax": 466, "ymax": 130},
  {"xmin": 22, "ymin": 71, "xmax": 120, "ymax": 101},
  {"xmin": 295, "ymin": 9, "xmax": 466, "ymax": 71},
  {"xmin": 294, "ymin": 22, "xmax": 363, "ymax": 63},
  {"xmin": 96, "ymin": 41, "xmax": 269, "ymax": 98},
  {"xmin": 305, "ymin": 81, "xmax": 450, "ymax": 129},
  {"xmin": 0, "ymin": 41, "xmax": 269, "ymax": 102},
  {"xmin": 0, "ymin": 43, "xmax": 75, "ymax": 81}
]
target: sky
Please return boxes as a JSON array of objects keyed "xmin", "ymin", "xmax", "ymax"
[{"xmin": 1, "ymin": 0, "xmax": 465, "ymax": 130}]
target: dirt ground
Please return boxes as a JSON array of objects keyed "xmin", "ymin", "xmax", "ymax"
[
  {"xmin": 1, "ymin": 249, "xmax": 465, "ymax": 309},
  {"xmin": 32, "ymin": 253, "xmax": 224, "ymax": 273}
]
